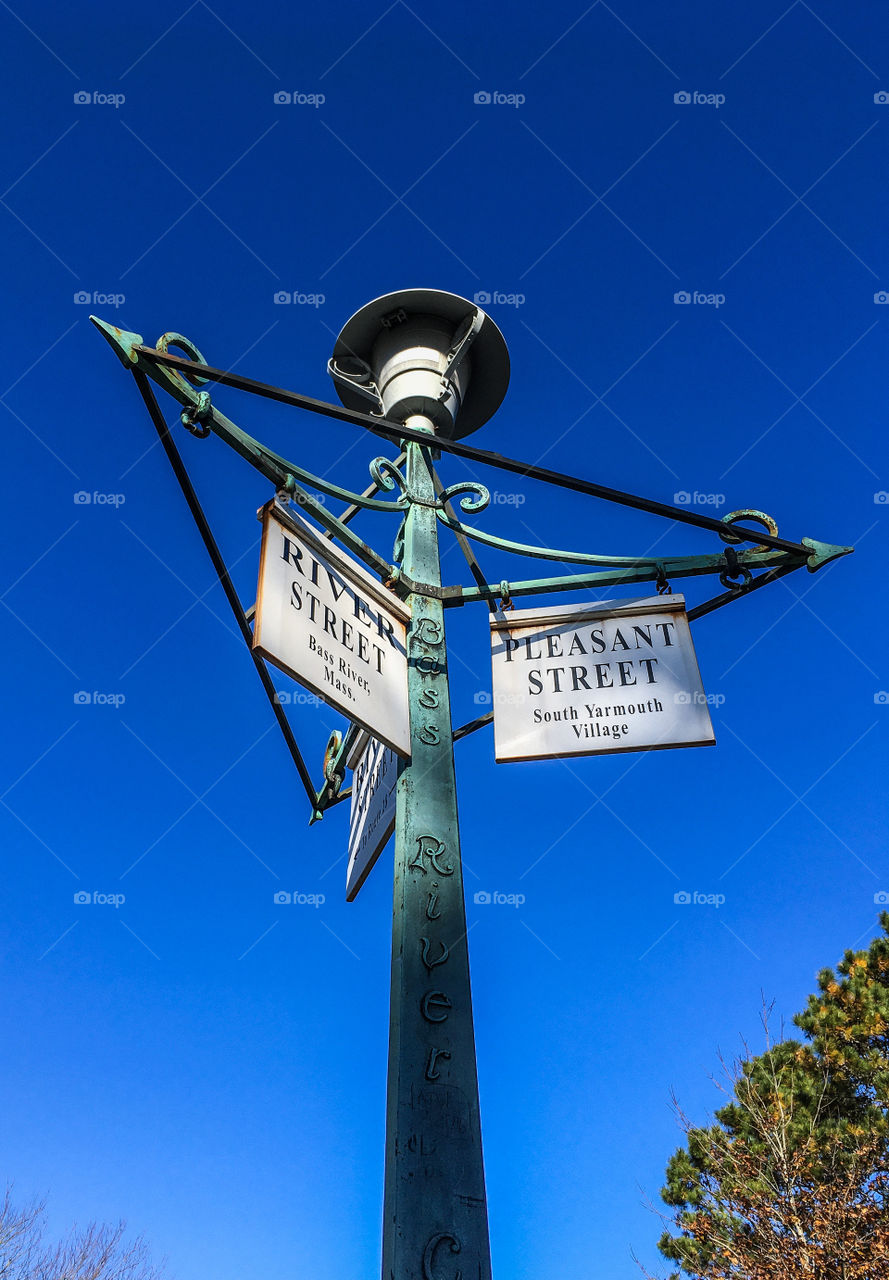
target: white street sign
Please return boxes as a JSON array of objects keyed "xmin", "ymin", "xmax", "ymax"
[
  {"xmin": 346, "ymin": 734, "xmax": 399, "ymax": 901},
  {"xmin": 490, "ymin": 594, "xmax": 715, "ymax": 762},
  {"xmin": 253, "ymin": 502, "xmax": 411, "ymax": 757}
]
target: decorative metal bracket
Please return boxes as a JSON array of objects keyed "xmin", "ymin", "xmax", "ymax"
[{"xmin": 92, "ymin": 315, "xmax": 854, "ymax": 820}]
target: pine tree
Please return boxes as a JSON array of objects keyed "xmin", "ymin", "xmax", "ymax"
[{"xmin": 649, "ymin": 914, "xmax": 889, "ymax": 1279}]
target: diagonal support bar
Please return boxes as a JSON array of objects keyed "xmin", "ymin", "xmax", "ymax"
[
  {"xmin": 132, "ymin": 370, "xmax": 318, "ymax": 810},
  {"xmin": 440, "ymin": 544, "xmax": 826, "ymax": 607},
  {"xmin": 98, "ymin": 328, "xmax": 826, "ymax": 559}
]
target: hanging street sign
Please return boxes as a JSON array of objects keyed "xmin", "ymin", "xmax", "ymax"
[
  {"xmin": 490, "ymin": 594, "xmax": 715, "ymax": 762},
  {"xmin": 253, "ymin": 502, "xmax": 411, "ymax": 757},
  {"xmin": 346, "ymin": 733, "xmax": 399, "ymax": 901}
]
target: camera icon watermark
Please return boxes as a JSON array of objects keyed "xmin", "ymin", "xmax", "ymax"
[
  {"xmin": 74, "ymin": 90, "xmax": 125, "ymax": 108},
  {"xmin": 75, "ymin": 289, "xmax": 125, "ymax": 308},
  {"xmin": 273, "ymin": 91, "xmax": 325, "ymax": 107},
  {"xmin": 473, "ymin": 290, "xmax": 525, "ymax": 307},
  {"xmin": 875, "ymin": 890, "xmax": 889, "ymax": 904},
  {"xmin": 473, "ymin": 90, "xmax": 525, "ymax": 107},
  {"xmin": 74, "ymin": 690, "xmax": 126, "ymax": 707},
  {"xmin": 273, "ymin": 890, "xmax": 325, "ymax": 906},
  {"xmin": 273, "ymin": 290, "xmax": 325, "ymax": 306},
  {"xmin": 674, "ymin": 690, "xmax": 725, "ymax": 707},
  {"xmin": 875, "ymin": 691, "xmax": 889, "ymax": 705},
  {"xmin": 674, "ymin": 890, "xmax": 725, "ymax": 907},
  {"xmin": 874, "ymin": 92, "xmax": 889, "ymax": 104},
  {"xmin": 674, "ymin": 90, "xmax": 725, "ymax": 108},
  {"xmin": 473, "ymin": 691, "xmax": 524, "ymax": 708},
  {"xmin": 473, "ymin": 890, "xmax": 526, "ymax": 907},
  {"xmin": 74, "ymin": 890, "xmax": 126, "ymax": 907},
  {"xmin": 673, "ymin": 489, "xmax": 726, "ymax": 507},
  {"xmin": 674, "ymin": 290, "xmax": 725, "ymax": 308},
  {"xmin": 273, "ymin": 690, "xmax": 323, "ymax": 707},
  {"xmin": 874, "ymin": 492, "xmax": 889, "ymax": 504},
  {"xmin": 875, "ymin": 291, "xmax": 889, "ymax": 304},
  {"xmin": 73, "ymin": 490, "xmax": 126, "ymax": 507}
]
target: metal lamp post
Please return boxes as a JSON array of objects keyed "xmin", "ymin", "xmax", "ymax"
[
  {"xmin": 330, "ymin": 290, "xmax": 510, "ymax": 1278},
  {"xmin": 91, "ymin": 288, "xmax": 851, "ymax": 1280}
]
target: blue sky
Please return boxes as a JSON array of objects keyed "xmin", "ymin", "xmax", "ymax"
[{"xmin": 1, "ymin": 2, "xmax": 887, "ymax": 1276}]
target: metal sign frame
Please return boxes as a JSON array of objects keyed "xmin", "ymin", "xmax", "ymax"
[{"xmin": 91, "ymin": 312, "xmax": 853, "ymax": 1280}]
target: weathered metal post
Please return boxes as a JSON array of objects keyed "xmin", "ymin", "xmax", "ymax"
[
  {"xmin": 329, "ymin": 292, "xmax": 511, "ymax": 1279},
  {"xmin": 384, "ymin": 421, "xmax": 491, "ymax": 1278}
]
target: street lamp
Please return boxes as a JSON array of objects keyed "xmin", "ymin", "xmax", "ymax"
[
  {"xmin": 329, "ymin": 290, "xmax": 511, "ymax": 1278},
  {"xmin": 92, "ymin": 289, "xmax": 851, "ymax": 1280}
]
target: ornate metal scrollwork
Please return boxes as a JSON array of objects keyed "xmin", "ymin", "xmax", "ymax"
[
  {"xmin": 719, "ymin": 509, "xmax": 779, "ymax": 550},
  {"xmin": 156, "ymin": 332, "xmax": 210, "ymax": 393},
  {"xmin": 370, "ymin": 455, "xmax": 410, "ymax": 497},
  {"xmin": 370, "ymin": 462, "xmax": 489, "ymax": 516},
  {"xmin": 437, "ymin": 481, "xmax": 490, "ymax": 514},
  {"xmin": 719, "ymin": 544, "xmax": 754, "ymax": 591},
  {"xmin": 180, "ymin": 391, "xmax": 213, "ymax": 438}
]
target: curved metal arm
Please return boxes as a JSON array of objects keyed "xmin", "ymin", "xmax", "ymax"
[
  {"xmin": 435, "ymin": 506, "xmax": 672, "ymax": 569},
  {"xmin": 96, "ymin": 322, "xmax": 409, "ymax": 518}
]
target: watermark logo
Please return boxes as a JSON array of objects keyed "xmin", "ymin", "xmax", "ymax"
[
  {"xmin": 874, "ymin": 691, "xmax": 889, "ymax": 705},
  {"xmin": 473, "ymin": 290, "xmax": 525, "ymax": 307},
  {"xmin": 874, "ymin": 491, "xmax": 889, "ymax": 504},
  {"xmin": 273, "ymin": 690, "xmax": 323, "ymax": 707},
  {"xmin": 674, "ymin": 290, "xmax": 725, "ymax": 308},
  {"xmin": 273, "ymin": 890, "xmax": 325, "ymax": 906},
  {"xmin": 273, "ymin": 91, "xmax": 325, "ymax": 107},
  {"xmin": 73, "ymin": 490, "xmax": 126, "ymax": 506},
  {"xmin": 74, "ymin": 691, "xmax": 126, "ymax": 707},
  {"xmin": 473, "ymin": 690, "xmax": 527, "ymax": 706},
  {"xmin": 489, "ymin": 490, "xmax": 526, "ymax": 505},
  {"xmin": 74, "ymin": 90, "xmax": 125, "ymax": 108},
  {"xmin": 473, "ymin": 90, "xmax": 525, "ymax": 107},
  {"xmin": 75, "ymin": 290, "xmax": 125, "ymax": 308},
  {"xmin": 273, "ymin": 290, "xmax": 325, "ymax": 306},
  {"xmin": 674, "ymin": 90, "xmax": 725, "ymax": 108},
  {"xmin": 674, "ymin": 690, "xmax": 725, "ymax": 707},
  {"xmin": 674, "ymin": 890, "xmax": 725, "ymax": 907},
  {"xmin": 874, "ymin": 291, "xmax": 889, "ymax": 304},
  {"xmin": 874, "ymin": 92, "xmax": 889, "ymax": 104},
  {"xmin": 875, "ymin": 890, "xmax": 889, "ymax": 904},
  {"xmin": 673, "ymin": 489, "xmax": 726, "ymax": 507},
  {"xmin": 74, "ymin": 890, "xmax": 126, "ymax": 907},
  {"xmin": 473, "ymin": 890, "xmax": 526, "ymax": 907},
  {"xmin": 283, "ymin": 490, "xmax": 327, "ymax": 508}
]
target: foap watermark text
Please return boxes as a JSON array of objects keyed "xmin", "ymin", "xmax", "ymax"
[
  {"xmin": 75, "ymin": 890, "xmax": 125, "ymax": 907},
  {"xmin": 675, "ymin": 890, "xmax": 725, "ymax": 907},
  {"xmin": 675, "ymin": 290, "xmax": 725, "ymax": 308}
]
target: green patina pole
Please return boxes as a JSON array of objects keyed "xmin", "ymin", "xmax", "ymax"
[{"xmin": 382, "ymin": 417, "xmax": 492, "ymax": 1280}]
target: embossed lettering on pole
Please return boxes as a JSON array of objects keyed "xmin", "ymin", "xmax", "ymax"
[
  {"xmin": 253, "ymin": 501, "xmax": 411, "ymax": 756},
  {"xmin": 490, "ymin": 594, "xmax": 715, "ymax": 761}
]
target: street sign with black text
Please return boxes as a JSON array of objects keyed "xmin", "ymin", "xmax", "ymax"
[
  {"xmin": 490, "ymin": 594, "xmax": 715, "ymax": 761},
  {"xmin": 253, "ymin": 502, "xmax": 411, "ymax": 756}
]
